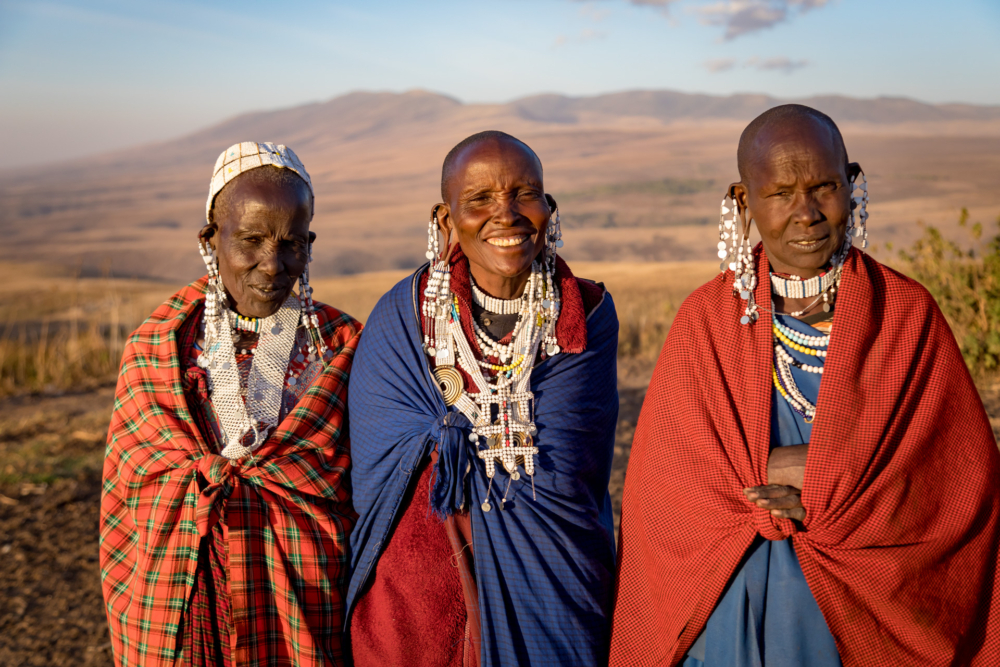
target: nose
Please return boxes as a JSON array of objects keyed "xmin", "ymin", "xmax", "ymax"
[
  {"xmin": 790, "ymin": 191, "xmax": 823, "ymax": 227},
  {"xmin": 256, "ymin": 241, "xmax": 285, "ymax": 277}
]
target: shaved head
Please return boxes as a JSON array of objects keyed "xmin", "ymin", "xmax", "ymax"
[
  {"xmin": 737, "ymin": 104, "xmax": 848, "ymax": 183},
  {"xmin": 441, "ymin": 130, "xmax": 542, "ymax": 201}
]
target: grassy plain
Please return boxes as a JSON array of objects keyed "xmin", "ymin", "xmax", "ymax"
[{"xmin": 0, "ymin": 257, "xmax": 997, "ymax": 665}]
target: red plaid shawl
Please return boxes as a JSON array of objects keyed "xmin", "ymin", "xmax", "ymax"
[
  {"xmin": 610, "ymin": 247, "xmax": 1000, "ymax": 666},
  {"xmin": 100, "ymin": 278, "xmax": 361, "ymax": 667}
]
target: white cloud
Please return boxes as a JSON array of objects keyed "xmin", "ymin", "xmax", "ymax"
[
  {"xmin": 694, "ymin": 0, "xmax": 830, "ymax": 39},
  {"xmin": 704, "ymin": 57, "xmax": 738, "ymax": 72},
  {"xmin": 745, "ymin": 55, "xmax": 810, "ymax": 72}
]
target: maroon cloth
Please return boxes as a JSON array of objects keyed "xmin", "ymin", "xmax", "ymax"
[
  {"xmin": 610, "ymin": 247, "xmax": 1000, "ymax": 666},
  {"xmin": 350, "ymin": 252, "xmax": 604, "ymax": 667}
]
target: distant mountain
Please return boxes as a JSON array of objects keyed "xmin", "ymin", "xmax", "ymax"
[
  {"xmin": 2, "ymin": 89, "xmax": 998, "ymax": 281},
  {"xmin": 512, "ymin": 90, "xmax": 1000, "ymax": 125}
]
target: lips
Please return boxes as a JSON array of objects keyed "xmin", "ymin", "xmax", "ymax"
[
  {"xmin": 787, "ymin": 235, "xmax": 829, "ymax": 251},
  {"xmin": 486, "ymin": 235, "xmax": 529, "ymax": 248},
  {"xmin": 248, "ymin": 284, "xmax": 289, "ymax": 300}
]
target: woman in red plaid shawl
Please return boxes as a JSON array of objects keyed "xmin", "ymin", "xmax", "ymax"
[
  {"xmin": 100, "ymin": 142, "xmax": 362, "ymax": 667},
  {"xmin": 610, "ymin": 106, "xmax": 1000, "ymax": 666}
]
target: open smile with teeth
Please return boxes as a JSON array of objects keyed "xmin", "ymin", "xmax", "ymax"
[{"xmin": 486, "ymin": 236, "xmax": 529, "ymax": 247}]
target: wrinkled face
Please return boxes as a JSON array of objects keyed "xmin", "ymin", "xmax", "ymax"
[
  {"xmin": 439, "ymin": 139, "xmax": 552, "ymax": 288},
  {"xmin": 203, "ymin": 172, "xmax": 313, "ymax": 318},
  {"xmin": 740, "ymin": 118, "xmax": 857, "ymax": 276}
]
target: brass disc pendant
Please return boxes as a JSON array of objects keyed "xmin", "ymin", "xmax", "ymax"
[{"xmin": 433, "ymin": 366, "xmax": 464, "ymax": 406}]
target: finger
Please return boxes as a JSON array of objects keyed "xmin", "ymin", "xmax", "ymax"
[
  {"xmin": 750, "ymin": 485, "xmax": 800, "ymax": 499},
  {"xmin": 770, "ymin": 507, "xmax": 807, "ymax": 521},
  {"xmin": 755, "ymin": 495, "xmax": 803, "ymax": 510}
]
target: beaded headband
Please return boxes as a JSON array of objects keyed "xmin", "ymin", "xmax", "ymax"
[{"xmin": 205, "ymin": 141, "xmax": 313, "ymax": 223}]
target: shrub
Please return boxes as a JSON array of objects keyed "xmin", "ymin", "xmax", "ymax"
[{"xmin": 897, "ymin": 209, "xmax": 1000, "ymax": 378}]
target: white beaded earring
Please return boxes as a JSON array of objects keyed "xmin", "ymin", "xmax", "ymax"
[
  {"xmin": 719, "ymin": 194, "xmax": 758, "ymax": 325},
  {"xmin": 297, "ymin": 242, "xmax": 329, "ymax": 361},
  {"xmin": 717, "ymin": 195, "xmax": 739, "ymax": 272},
  {"xmin": 848, "ymin": 171, "xmax": 869, "ymax": 250},
  {"xmin": 733, "ymin": 209, "xmax": 759, "ymax": 325},
  {"xmin": 197, "ymin": 236, "xmax": 225, "ymax": 367},
  {"xmin": 546, "ymin": 208, "xmax": 563, "ymax": 273},
  {"xmin": 426, "ymin": 210, "xmax": 441, "ymax": 262}
]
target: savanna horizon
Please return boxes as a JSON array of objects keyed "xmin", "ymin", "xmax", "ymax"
[{"xmin": 1, "ymin": 88, "xmax": 999, "ymax": 283}]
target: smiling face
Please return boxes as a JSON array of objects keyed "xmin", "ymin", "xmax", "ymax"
[
  {"xmin": 201, "ymin": 168, "xmax": 313, "ymax": 318},
  {"xmin": 734, "ymin": 116, "xmax": 859, "ymax": 278},
  {"xmin": 437, "ymin": 137, "xmax": 554, "ymax": 299}
]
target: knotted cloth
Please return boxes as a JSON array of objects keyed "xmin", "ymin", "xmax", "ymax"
[
  {"xmin": 100, "ymin": 278, "xmax": 361, "ymax": 667},
  {"xmin": 346, "ymin": 266, "xmax": 620, "ymax": 666},
  {"xmin": 609, "ymin": 247, "xmax": 1000, "ymax": 666}
]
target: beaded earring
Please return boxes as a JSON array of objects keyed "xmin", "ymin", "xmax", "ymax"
[
  {"xmin": 546, "ymin": 207, "xmax": 563, "ymax": 268},
  {"xmin": 297, "ymin": 242, "xmax": 329, "ymax": 361},
  {"xmin": 197, "ymin": 237, "xmax": 225, "ymax": 368},
  {"xmin": 848, "ymin": 171, "xmax": 869, "ymax": 250},
  {"xmin": 426, "ymin": 210, "xmax": 441, "ymax": 262},
  {"xmin": 717, "ymin": 194, "xmax": 740, "ymax": 272},
  {"xmin": 718, "ymin": 194, "xmax": 758, "ymax": 325}
]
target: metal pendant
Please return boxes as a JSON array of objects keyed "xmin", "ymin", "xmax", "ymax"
[{"xmin": 433, "ymin": 366, "xmax": 464, "ymax": 406}]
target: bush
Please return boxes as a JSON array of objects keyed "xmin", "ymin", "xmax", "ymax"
[{"xmin": 897, "ymin": 209, "xmax": 1000, "ymax": 378}]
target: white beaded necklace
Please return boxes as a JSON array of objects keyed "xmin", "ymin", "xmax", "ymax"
[
  {"xmin": 424, "ymin": 259, "xmax": 560, "ymax": 512},
  {"xmin": 770, "ymin": 302, "xmax": 830, "ymax": 423},
  {"xmin": 471, "ymin": 280, "xmax": 525, "ymax": 315},
  {"xmin": 199, "ymin": 293, "xmax": 301, "ymax": 459}
]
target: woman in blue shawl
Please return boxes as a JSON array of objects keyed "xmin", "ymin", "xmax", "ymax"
[{"xmin": 345, "ymin": 131, "xmax": 619, "ymax": 667}]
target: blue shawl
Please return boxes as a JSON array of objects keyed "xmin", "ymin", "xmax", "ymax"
[{"xmin": 345, "ymin": 266, "xmax": 619, "ymax": 666}]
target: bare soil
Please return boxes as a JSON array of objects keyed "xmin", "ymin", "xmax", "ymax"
[{"xmin": 1, "ymin": 380, "xmax": 997, "ymax": 667}]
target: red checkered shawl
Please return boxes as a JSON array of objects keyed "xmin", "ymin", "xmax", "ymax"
[
  {"xmin": 610, "ymin": 247, "xmax": 1000, "ymax": 666},
  {"xmin": 100, "ymin": 278, "xmax": 361, "ymax": 667}
]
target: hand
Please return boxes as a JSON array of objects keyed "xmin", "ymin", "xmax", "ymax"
[
  {"xmin": 743, "ymin": 485, "xmax": 806, "ymax": 522},
  {"xmin": 767, "ymin": 444, "xmax": 808, "ymax": 489},
  {"xmin": 742, "ymin": 445, "xmax": 810, "ymax": 522}
]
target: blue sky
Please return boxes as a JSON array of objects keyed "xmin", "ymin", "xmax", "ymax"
[{"xmin": 2, "ymin": 0, "xmax": 999, "ymax": 164}]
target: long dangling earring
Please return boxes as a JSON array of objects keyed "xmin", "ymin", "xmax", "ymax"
[
  {"xmin": 718, "ymin": 195, "xmax": 739, "ymax": 272},
  {"xmin": 426, "ymin": 209, "xmax": 441, "ymax": 262},
  {"xmin": 849, "ymin": 171, "xmax": 869, "ymax": 250},
  {"xmin": 546, "ymin": 207, "xmax": 563, "ymax": 273},
  {"xmin": 198, "ymin": 236, "xmax": 223, "ymax": 368},
  {"xmin": 734, "ymin": 208, "xmax": 759, "ymax": 325},
  {"xmin": 298, "ymin": 242, "xmax": 329, "ymax": 362}
]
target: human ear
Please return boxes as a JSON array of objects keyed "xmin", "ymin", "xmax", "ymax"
[
  {"xmin": 433, "ymin": 203, "xmax": 453, "ymax": 240},
  {"xmin": 545, "ymin": 194, "xmax": 558, "ymax": 213},
  {"xmin": 846, "ymin": 162, "xmax": 862, "ymax": 183},
  {"xmin": 198, "ymin": 224, "xmax": 218, "ymax": 251},
  {"xmin": 728, "ymin": 182, "xmax": 752, "ymax": 234}
]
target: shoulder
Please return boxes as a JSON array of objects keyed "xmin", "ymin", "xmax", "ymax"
[
  {"xmin": 575, "ymin": 277, "xmax": 608, "ymax": 318},
  {"xmin": 311, "ymin": 302, "xmax": 363, "ymax": 349},
  {"xmin": 127, "ymin": 278, "xmax": 207, "ymax": 344},
  {"xmin": 676, "ymin": 271, "xmax": 732, "ymax": 325},
  {"xmin": 855, "ymin": 250, "xmax": 936, "ymax": 307}
]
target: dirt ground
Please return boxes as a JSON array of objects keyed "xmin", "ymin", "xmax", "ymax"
[{"xmin": 2, "ymin": 379, "xmax": 998, "ymax": 667}]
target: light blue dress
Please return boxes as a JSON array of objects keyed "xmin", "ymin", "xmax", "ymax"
[{"xmin": 682, "ymin": 314, "xmax": 842, "ymax": 667}]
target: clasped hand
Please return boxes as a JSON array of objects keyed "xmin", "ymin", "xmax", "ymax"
[{"xmin": 742, "ymin": 444, "xmax": 808, "ymax": 522}]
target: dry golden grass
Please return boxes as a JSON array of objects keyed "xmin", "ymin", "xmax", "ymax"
[{"xmin": 0, "ymin": 260, "xmax": 715, "ymax": 397}]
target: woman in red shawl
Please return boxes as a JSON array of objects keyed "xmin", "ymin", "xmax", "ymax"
[
  {"xmin": 610, "ymin": 105, "xmax": 1000, "ymax": 666},
  {"xmin": 100, "ymin": 142, "xmax": 361, "ymax": 667}
]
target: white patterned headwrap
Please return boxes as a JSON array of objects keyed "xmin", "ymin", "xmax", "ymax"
[{"xmin": 206, "ymin": 141, "xmax": 313, "ymax": 223}]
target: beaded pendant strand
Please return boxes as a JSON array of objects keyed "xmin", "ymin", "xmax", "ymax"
[
  {"xmin": 424, "ymin": 258, "xmax": 560, "ymax": 512},
  {"xmin": 772, "ymin": 310, "xmax": 828, "ymax": 423}
]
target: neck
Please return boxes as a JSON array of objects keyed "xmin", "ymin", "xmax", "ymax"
[
  {"xmin": 772, "ymin": 294, "xmax": 827, "ymax": 318},
  {"xmin": 468, "ymin": 264, "xmax": 532, "ymax": 300}
]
